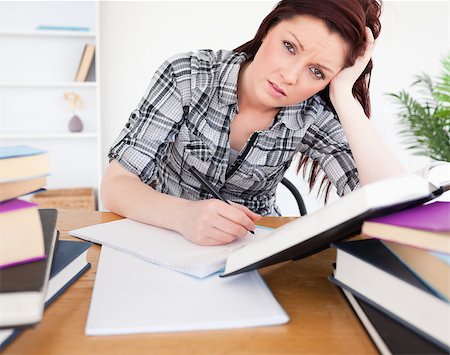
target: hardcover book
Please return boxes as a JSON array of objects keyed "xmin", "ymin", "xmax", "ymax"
[
  {"xmin": 75, "ymin": 44, "xmax": 95, "ymax": 82},
  {"xmin": 0, "ymin": 176, "xmax": 46, "ymax": 203},
  {"xmin": 330, "ymin": 239, "xmax": 450, "ymax": 352},
  {"xmin": 0, "ymin": 209, "xmax": 58, "ymax": 328},
  {"xmin": 362, "ymin": 201, "xmax": 450, "ymax": 253},
  {"xmin": 0, "ymin": 145, "xmax": 50, "ymax": 183},
  {"xmin": 340, "ymin": 287, "xmax": 447, "ymax": 355},
  {"xmin": 222, "ymin": 167, "xmax": 449, "ymax": 277},
  {"xmin": 0, "ymin": 240, "xmax": 92, "ymax": 350},
  {"xmin": 383, "ymin": 241, "xmax": 450, "ymax": 301},
  {"xmin": 0, "ymin": 199, "xmax": 45, "ymax": 269}
]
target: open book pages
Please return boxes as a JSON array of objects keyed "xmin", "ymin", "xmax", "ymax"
[
  {"xmin": 69, "ymin": 219, "xmax": 272, "ymax": 278},
  {"xmin": 85, "ymin": 247, "xmax": 289, "ymax": 336},
  {"xmin": 416, "ymin": 161, "xmax": 450, "ymax": 189},
  {"xmin": 222, "ymin": 172, "xmax": 445, "ymax": 277}
]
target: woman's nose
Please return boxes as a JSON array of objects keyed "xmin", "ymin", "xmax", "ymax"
[{"xmin": 280, "ymin": 63, "xmax": 302, "ymax": 85}]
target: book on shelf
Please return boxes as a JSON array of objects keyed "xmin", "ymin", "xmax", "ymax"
[
  {"xmin": 85, "ymin": 246, "xmax": 288, "ymax": 336},
  {"xmin": 0, "ymin": 145, "xmax": 50, "ymax": 183},
  {"xmin": 340, "ymin": 287, "xmax": 448, "ymax": 355},
  {"xmin": 329, "ymin": 239, "xmax": 450, "ymax": 352},
  {"xmin": 383, "ymin": 241, "xmax": 450, "ymax": 302},
  {"xmin": 0, "ymin": 199, "xmax": 45, "ymax": 269},
  {"xmin": 69, "ymin": 219, "xmax": 272, "ymax": 278},
  {"xmin": 221, "ymin": 164, "xmax": 449, "ymax": 278},
  {"xmin": 36, "ymin": 25, "xmax": 90, "ymax": 32},
  {"xmin": 0, "ymin": 209, "xmax": 58, "ymax": 329},
  {"xmin": 0, "ymin": 239, "xmax": 92, "ymax": 350},
  {"xmin": 0, "ymin": 176, "xmax": 46, "ymax": 202},
  {"xmin": 75, "ymin": 44, "xmax": 95, "ymax": 82},
  {"xmin": 362, "ymin": 201, "xmax": 450, "ymax": 254}
]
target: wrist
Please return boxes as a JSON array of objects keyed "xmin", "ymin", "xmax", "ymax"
[
  {"xmin": 330, "ymin": 91, "xmax": 361, "ymax": 112},
  {"xmin": 170, "ymin": 198, "xmax": 194, "ymax": 234},
  {"xmin": 329, "ymin": 84, "xmax": 353, "ymax": 105}
]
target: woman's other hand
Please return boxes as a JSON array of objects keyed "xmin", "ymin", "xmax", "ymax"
[{"xmin": 329, "ymin": 27, "xmax": 376, "ymax": 96}]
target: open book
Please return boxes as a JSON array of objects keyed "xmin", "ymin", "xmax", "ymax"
[{"xmin": 221, "ymin": 164, "xmax": 449, "ymax": 277}]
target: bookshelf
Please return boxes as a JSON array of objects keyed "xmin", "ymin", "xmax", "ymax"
[{"xmin": 0, "ymin": 1, "xmax": 101, "ymax": 195}]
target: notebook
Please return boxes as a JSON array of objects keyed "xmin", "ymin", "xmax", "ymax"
[
  {"xmin": 85, "ymin": 247, "xmax": 289, "ymax": 335},
  {"xmin": 69, "ymin": 219, "xmax": 272, "ymax": 278}
]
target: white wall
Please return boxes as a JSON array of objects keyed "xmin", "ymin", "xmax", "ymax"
[{"xmin": 99, "ymin": 1, "xmax": 449, "ymax": 214}]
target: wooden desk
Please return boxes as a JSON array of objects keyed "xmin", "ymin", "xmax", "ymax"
[{"xmin": 4, "ymin": 210, "xmax": 376, "ymax": 355}]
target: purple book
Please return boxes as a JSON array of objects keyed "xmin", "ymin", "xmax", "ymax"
[
  {"xmin": 0, "ymin": 199, "xmax": 37, "ymax": 214},
  {"xmin": 368, "ymin": 201, "xmax": 450, "ymax": 232}
]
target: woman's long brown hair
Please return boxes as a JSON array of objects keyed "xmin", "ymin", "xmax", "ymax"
[{"xmin": 234, "ymin": 0, "xmax": 382, "ymax": 202}]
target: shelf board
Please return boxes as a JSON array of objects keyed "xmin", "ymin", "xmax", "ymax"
[
  {"xmin": 0, "ymin": 82, "xmax": 97, "ymax": 88},
  {"xmin": 0, "ymin": 30, "xmax": 96, "ymax": 38},
  {"xmin": 0, "ymin": 132, "xmax": 98, "ymax": 139}
]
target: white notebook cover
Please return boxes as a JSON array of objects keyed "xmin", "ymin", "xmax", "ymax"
[
  {"xmin": 85, "ymin": 247, "xmax": 289, "ymax": 335},
  {"xmin": 69, "ymin": 218, "xmax": 271, "ymax": 278}
]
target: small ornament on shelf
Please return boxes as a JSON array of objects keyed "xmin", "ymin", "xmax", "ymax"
[{"xmin": 64, "ymin": 92, "xmax": 84, "ymax": 132}]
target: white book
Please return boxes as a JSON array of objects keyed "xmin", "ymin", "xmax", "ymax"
[
  {"xmin": 69, "ymin": 220, "xmax": 271, "ymax": 278},
  {"xmin": 85, "ymin": 247, "xmax": 289, "ymax": 335}
]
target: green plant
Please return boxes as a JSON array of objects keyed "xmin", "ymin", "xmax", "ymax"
[{"xmin": 387, "ymin": 55, "xmax": 450, "ymax": 162}]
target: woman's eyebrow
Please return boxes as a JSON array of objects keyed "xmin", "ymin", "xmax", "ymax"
[{"xmin": 287, "ymin": 31, "xmax": 335, "ymax": 74}]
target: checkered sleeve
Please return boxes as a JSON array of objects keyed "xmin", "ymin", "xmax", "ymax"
[
  {"xmin": 108, "ymin": 56, "xmax": 187, "ymax": 184},
  {"xmin": 302, "ymin": 109, "xmax": 360, "ymax": 196}
]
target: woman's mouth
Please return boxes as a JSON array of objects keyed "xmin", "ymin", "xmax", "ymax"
[{"xmin": 268, "ymin": 81, "xmax": 286, "ymax": 97}]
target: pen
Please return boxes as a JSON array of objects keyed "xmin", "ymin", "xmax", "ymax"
[{"xmin": 189, "ymin": 165, "xmax": 255, "ymax": 235}]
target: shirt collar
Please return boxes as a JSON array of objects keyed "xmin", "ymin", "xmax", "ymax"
[
  {"xmin": 277, "ymin": 96, "xmax": 321, "ymax": 131},
  {"xmin": 218, "ymin": 51, "xmax": 248, "ymax": 108}
]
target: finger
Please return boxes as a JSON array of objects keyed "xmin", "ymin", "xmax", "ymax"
[
  {"xmin": 365, "ymin": 26, "xmax": 375, "ymax": 45},
  {"xmin": 230, "ymin": 202, "xmax": 262, "ymax": 222},
  {"xmin": 214, "ymin": 215, "xmax": 249, "ymax": 238},
  {"xmin": 218, "ymin": 204, "xmax": 256, "ymax": 232},
  {"xmin": 205, "ymin": 227, "xmax": 238, "ymax": 245},
  {"xmin": 363, "ymin": 27, "xmax": 376, "ymax": 57},
  {"xmin": 354, "ymin": 28, "xmax": 375, "ymax": 69}
]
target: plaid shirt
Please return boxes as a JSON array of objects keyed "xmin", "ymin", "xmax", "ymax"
[{"xmin": 109, "ymin": 49, "xmax": 360, "ymax": 216}]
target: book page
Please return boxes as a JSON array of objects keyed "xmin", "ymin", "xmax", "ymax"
[{"xmin": 416, "ymin": 162, "xmax": 450, "ymax": 189}]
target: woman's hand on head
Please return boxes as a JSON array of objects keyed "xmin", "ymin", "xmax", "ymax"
[
  {"xmin": 177, "ymin": 199, "xmax": 262, "ymax": 246},
  {"xmin": 329, "ymin": 27, "xmax": 376, "ymax": 96}
]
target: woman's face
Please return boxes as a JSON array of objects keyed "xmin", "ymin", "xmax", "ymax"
[{"xmin": 243, "ymin": 14, "xmax": 349, "ymax": 110}]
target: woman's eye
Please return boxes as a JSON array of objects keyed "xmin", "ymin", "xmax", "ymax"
[
  {"xmin": 310, "ymin": 67, "xmax": 325, "ymax": 80},
  {"xmin": 283, "ymin": 41, "xmax": 295, "ymax": 54}
]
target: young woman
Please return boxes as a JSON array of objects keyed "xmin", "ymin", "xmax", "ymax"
[{"xmin": 102, "ymin": 0, "xmax": 404, "ymax": 246}]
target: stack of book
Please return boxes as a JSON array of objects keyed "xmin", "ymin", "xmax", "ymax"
[
  {"xmin": 0, "ymin": 145, "xmax": 93, "ymax": 350},
  {"xmin": 0, "ymin": 145, "xmax": 50, "ymax": 269},
  {"xmin": 330, "ymin": 201, "xmax": 450, "ymax": 354}
]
